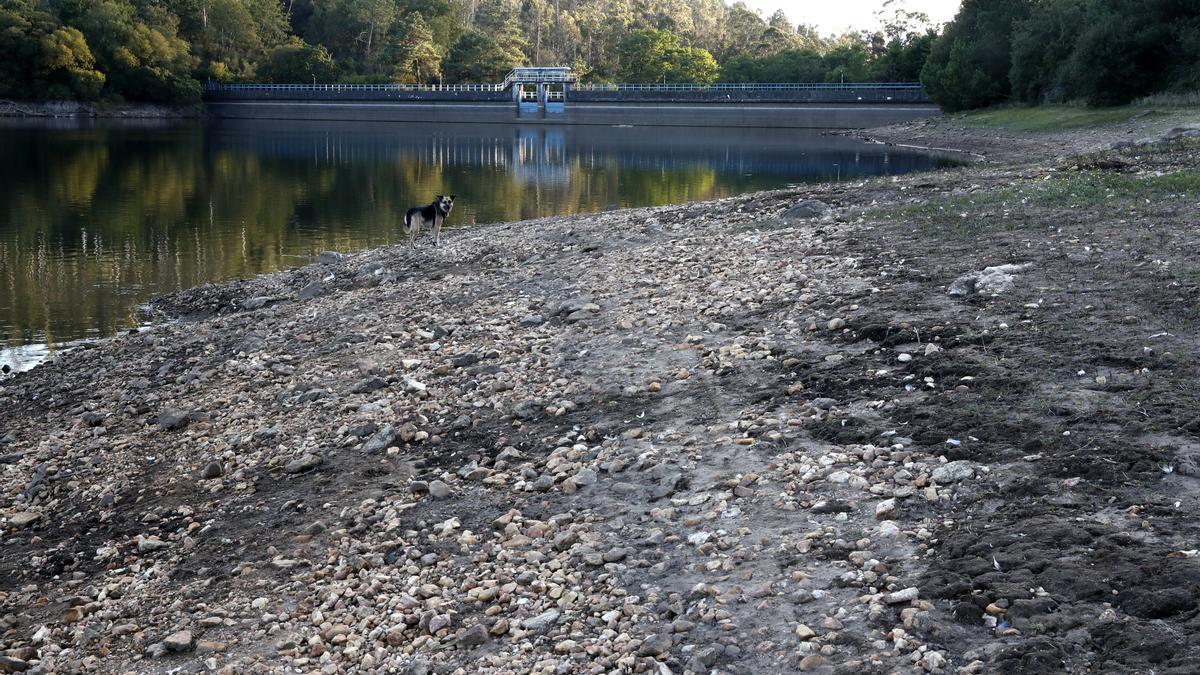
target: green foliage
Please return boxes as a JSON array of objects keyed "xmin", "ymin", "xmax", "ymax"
[
  {"xmin": 443, "ymin": 28, "xmax": 523, "ymax": 82},
  {"xmin": 5, "ymin": 0, "xmax": 1187, "ymax": 105},
  {"xmin": 53, "ymin": 0, "xmax": 200, "ymax": 103},
  {"xmin": 928, "ymin": 0, "xmax": 1200, "ymax": 111},
  {"xmin": 618, "ymin": 28, "xmax": 717, "ymax": 84},
  {"xmin": 720, "ymin": 48, "xmax": 823, "ymax": 83},
  {"xmin": 921, "ymin": 0, "xmax": 1032, "ymax": 112},
  {"xmin": 391, "ymin": 12, "xmax": 441, "ymax": 83},
  {"xmin": 259, "ymin": 38, "xmax": 338, "ymax": 83},
  {"xmin": 0, "ymin": 3, "xmax": 105, "ymax": 100}
]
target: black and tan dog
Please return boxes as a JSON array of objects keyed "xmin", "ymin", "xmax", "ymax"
[{"xmin": 403, "ymin": 195, "xmax": 455, "ymax": 247}]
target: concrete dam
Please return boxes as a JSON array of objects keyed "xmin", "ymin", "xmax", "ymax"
[{"xmin": 204, "ymin": 68, "xmax": 938, "ymax": 129}]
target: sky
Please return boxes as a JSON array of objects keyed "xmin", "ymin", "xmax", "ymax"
[{"xmin": 743, "ymin": 0, "xmax": 963, "ymax": 34}]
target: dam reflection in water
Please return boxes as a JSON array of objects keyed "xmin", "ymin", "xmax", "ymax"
[{"xmin": 0, "ymin": 119, "xmax": 960, "ymax": 367}]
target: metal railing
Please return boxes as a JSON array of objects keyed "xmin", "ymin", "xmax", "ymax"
[
  {"xmin": 206, "ymin": 80, "xmax": 925, "ymax": 94},
  {"xmin": 206, "ymin": 82, "xmax": 505, "ymax": 93},
  {"xmin": 502, "ymin": 68, "xmax": 575, "ymax": 89},
  {"xmin": 572, "ymin": 82, "xmax": 924, "ymax": 91}
]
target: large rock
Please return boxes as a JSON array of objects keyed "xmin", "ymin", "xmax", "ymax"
[
  {"xmin": 298, "ymin": 281, "xmax": 324, "ymax": 301},
  {"xmin": 285, "ymin": 453, "xmax": 323, "ymax": 473},
  {"xmin": 1164, "ymin": 127, "xmax": 1200, "ymax": 141},
  {"xmin": 200, "ymin": 461, "xmax": 223, "ymax": 479},
  {"xmin": 948, "ymin": 263, "xmax": 1032, "ymax": 297},
  {"xmin": 782, "ymin": 199, "xmax": 831, "ymax": 221},
  {"xmin": 363, "ymin": 425, "xmax": 399, "ymax": 453},
  {"xmin": 7, "ymin": 512, "xmax": 39, "ymax": 528},
  {"xmin": 931, "ymin": 460, "xmax": 975, "ymax": 483},
  {"xmin": 155, "ymin": 409, "xmax": 191, "ymax": 431},
  {"xmin": 162, "ymin": 630, "xmax": 193, "ymax": 652},
  {"xmin": 0, "ymin": 656, "xmax": 30, "ymax": 672},
  {"xmin": 457, "ymin": 624, "xmax": 489, "ymax": 648},
  {"xmin": 242, "ymin": 296, "xmax": 273, "ymax": 310},
  {"xmin": 522, "ymin": 609, "xmax": 560, "ymax": 631}
]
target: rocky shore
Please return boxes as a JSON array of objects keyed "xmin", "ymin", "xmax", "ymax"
[
  {"xmin": 2, "ymin": 122, "xmax": 1200, "ymax": 674},
  {"xmin": 0, "ymin": 100, "xmax": 198, "ymax": 119}
]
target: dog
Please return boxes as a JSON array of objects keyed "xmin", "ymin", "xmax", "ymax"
[{"xmin": 403, "ymin": 195, "xmax": 455, "ymax": 247}]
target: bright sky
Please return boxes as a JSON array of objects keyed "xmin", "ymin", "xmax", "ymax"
[{"xmin": 744, "ymin": 0, "xmax": 962, "ymax": 34}]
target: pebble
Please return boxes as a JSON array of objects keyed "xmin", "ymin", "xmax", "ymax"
[
  {"xmin": 0, "ymin": 190, "xmax": 990, "ymax": 674},
  {"xmin": 162, "ymin": 630, "xmax": 193, "ymax": 652},
  {"xmin": 522, "ymin": 609, "xmax": 561, "ymax": 631},
  {"xmin": 799, "ymin": 654, "xmax": 827, "ymax": 670},
  {"xmin": 884, "ymin": 587, "xmax": 921, "ymax": 604},
  {"xmin": 457, "ymin": 624, "xmax": 489, "ymax": 647},
  {"xmin": 285, "ymin": 453, "xmax": 323, "ymax": 473},
  {"xmin": 428, "ymin": 480, "xmax": 451, "ymax": 498},
  {"xmin": 932, "ymin": 460, "xmax": 976, "ymax": 483},
  {"xmin": 7, "ymin": 512, "xmax": 39, "ymax": 528},
  {"xmin": 201, "ymin": 461, "xmax": 223, "ymax": 479}
]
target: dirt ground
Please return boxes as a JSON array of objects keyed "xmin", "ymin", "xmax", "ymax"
[
  {"xmin": 854, "ymin": 107, "xmax": 1200, "ymax": 163},
  {"xmin": 1, "ymin": 114, "xmax": 1199, "ymax": 674}
]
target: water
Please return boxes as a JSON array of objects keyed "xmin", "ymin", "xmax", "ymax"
[{"xmin": 0, "ymin": 118, "xmax": 960, "ymax": 369}]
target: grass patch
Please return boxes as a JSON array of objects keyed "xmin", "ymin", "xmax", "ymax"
[
  {"xmin": 868, "ymin": 169, "xmax": 1200, "ymax": 237},
  {"xmin": 953, "ymin": 105, "xmax": 1156, "ymax": 131},
  {"xmin": 1136, "ymin": 91, "xmax": 1200, "ymax": 108}
]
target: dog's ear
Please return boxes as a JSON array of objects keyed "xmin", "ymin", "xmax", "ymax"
[
  {"xmin": 450, "ymin": 194, "xmax": 457, "ymax": 199},
  {"xmin": 435, "ymin": 195, "xmax": 443, "ymax": 200}
]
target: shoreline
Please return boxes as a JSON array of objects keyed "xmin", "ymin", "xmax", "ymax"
[
  {"xmin": 1, "ymin": 120, "xmax": 1200, "ymax": 672},
  {"xmin": 0, "ymin": 100, "xmax": 200, "ymax": 119},
  {"xmin": 849, "ymin": 106, "xmax": 1200, "ymax": 162}
]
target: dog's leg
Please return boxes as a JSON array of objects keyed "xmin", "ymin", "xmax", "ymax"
[{"xmin": 433, "ymin": 214, "xmax": 442, "ymax": 247}]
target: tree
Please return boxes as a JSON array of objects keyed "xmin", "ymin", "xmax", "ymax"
[
  {"xmin": 719, "ymin": 2, "xmax": 766, "ymax": 60},
  {"xmin": 1062, "ymin": 0, "xmax": 1175, "ymax": 106},
  {"xmin": 1004, "ymin": 0, "xmax": 1200, "ymax": 107},
  {"xmin": 258, "ymin": 37, "xmax": 337, "ymax": 82},
  {"xmin": 351, "ymin": 0, "xmax": 398, "ymax": 66},
  {"xmin": 822, "ymin": 40, "xmax": 870, "ymax": 83},
  {"xmin": 618, "ymin": 28, "xmax": 717, "ymax": 83},
  {"xmin": 1008, "ymin": 0, "xmax": 1089, "ymax": 103},
  {"xmin": 391, "ymin": 11, "xmax": 441, "ymax": 83},
  {"xmin": 473, "ymin": 0, "xmax": 527, "ymax": 61},
  {"xmin": 921, "ymin": 0, "xmax": 1033, "ymax": 111},
  {"xmin": 443, "ymin": 29, "xmax": 523, "ymax": 82},
  {"xmin": 0, "ymin": 3, "xmax": 105, "ymax": 100},
  {"xmin": 396, "ymin": 0, "xmax": 463, "ymax": 53},
  {"xmin": 62, "ymin": 0, "xmax": 200, "ymax": 103}
]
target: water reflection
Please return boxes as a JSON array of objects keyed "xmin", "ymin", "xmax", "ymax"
[{"xmin": 0, "ymin": 119, "xmax": 960, "ymax": 358}]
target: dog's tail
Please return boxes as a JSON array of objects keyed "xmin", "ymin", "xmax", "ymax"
[{"xmin": 401, "ymin": 210, "xmax": 412, "ymax": 235}]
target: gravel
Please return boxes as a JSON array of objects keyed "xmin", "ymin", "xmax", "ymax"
[{"xmin": 4, "ymin": 149, "xmax": 1164, "ymax": 672}]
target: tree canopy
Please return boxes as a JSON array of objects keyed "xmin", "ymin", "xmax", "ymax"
[
  {"xmin": 0, "ymin": 0, "xmax": 943, "ymax": 104},
  {"xmin": 1, "ymin": 0, "xmax": 1192, "ymax": 107},
  {"xmin": 923, "ymin": 0, "xmax": 1200, "ymax": 111}
]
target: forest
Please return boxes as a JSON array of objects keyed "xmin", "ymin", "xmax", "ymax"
[
  {"xmin": 922, "ymin": 0, "xmax": 1200, "ymax": 110},
  {"xmin": 0, "ymin": 0, "xmax": 1196, "ymax": 108},
  {"xmin": 0, "ymin": 0, "xmax": 936, "ymax": 104}
]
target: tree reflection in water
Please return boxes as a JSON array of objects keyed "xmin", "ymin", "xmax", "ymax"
[{"xmin": 0, "ymin": 119, "xmax": 960, "ymax": 365}]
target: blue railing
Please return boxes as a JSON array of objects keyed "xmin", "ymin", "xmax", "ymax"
[
  {"xmin": 206, "ymin": 82, "xmax": 506, "ymax": 92},
  {"xmin": 205, "ymin": 81, "xmax": 924, "ymax": 94},
  {"xmin": 572, "ymin": 82, "xmax": 924, "ymax": 92}
]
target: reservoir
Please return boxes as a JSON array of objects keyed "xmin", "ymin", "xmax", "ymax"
[{"xmin": 0, "ymin": 117, "xmax": 959, "ymax": 370}]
